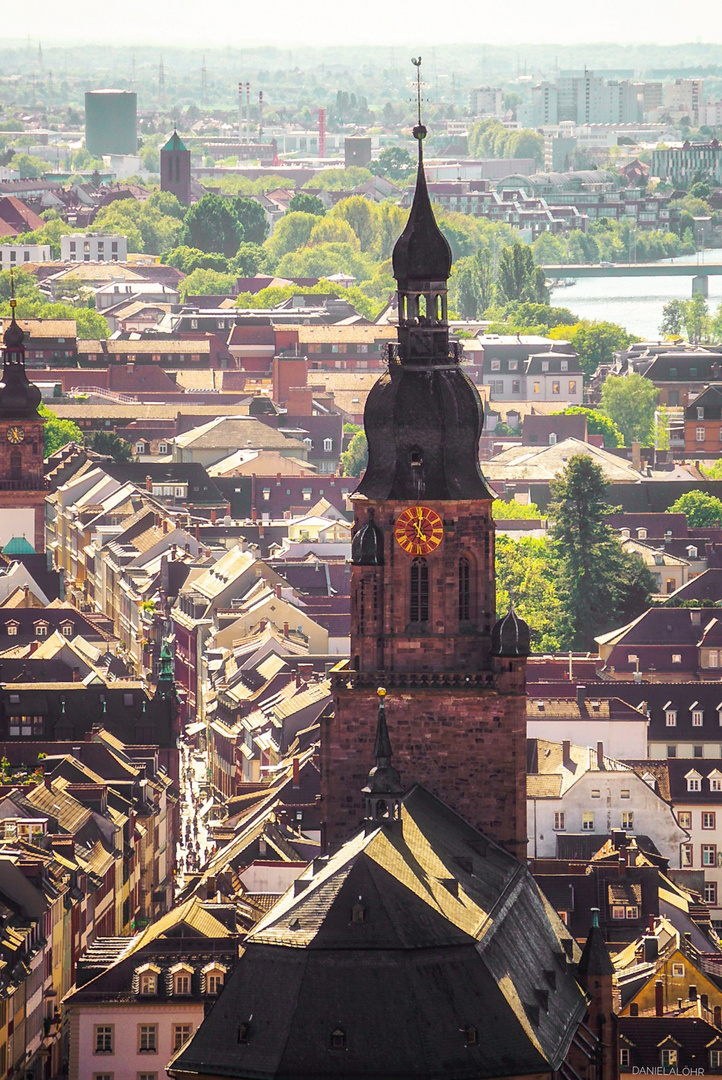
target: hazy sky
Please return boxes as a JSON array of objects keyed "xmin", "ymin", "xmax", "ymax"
[{"xmin": 11, "ymin": 0, "xmax": 722, "ymax": 47}]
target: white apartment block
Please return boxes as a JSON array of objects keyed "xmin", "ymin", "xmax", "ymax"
[
  {"xmin": 0, "ymin": 244, "xmax": 51, "ymax": 268},
  {"xmin": 60, "ymin": 233, "xmax": 128, "ymax": 262}
]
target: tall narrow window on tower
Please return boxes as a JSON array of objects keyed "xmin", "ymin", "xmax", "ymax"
[
  {"xmin": 458, "ymin": 556, "xmax": 471, "ymax": 622},
  {"xmin": 410, "ymin": 558, "xmax": 429, "ymax": 623}
]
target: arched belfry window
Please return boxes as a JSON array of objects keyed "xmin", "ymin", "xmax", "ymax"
[
  {"xmin": 410, "ymin": 558, "xmax": 429, "ymax": 623},
  {"xmin": 10, "ymin": 451, "xmax": 21, "ymax": 482},
  {"xmin": 459, "ymin": 556, "xmax": 471, "ymax": 622}
]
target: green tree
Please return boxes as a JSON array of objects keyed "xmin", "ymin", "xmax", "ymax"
[
  {"xmin": 308, "ymin": 217, "xmax": 359, "ymax": 248},
  {"xmin": 492, "ymin": 498, "xmax": 542, "ymax": 519},
  {"xmin": 684, "ymin": 292, "xmax": 710, "ymax": 344},
  {"xmin": 232, "ymin": 197, "xmax": 269, "ymax": 245},
  {"xmin": 0, "ymin": 269, "xmax": 42, "ymax": 302},
  {"xmin": 12, "ymin": 153, "xmax": 52, "ymax": 178},
  {"xmin": 288, "ymin": 192, "xmax": 326, "ymax": 216},
  {"xmin": 39, "ymin": 406, "xmax": 83, "ymax": 457},
  {"xmin": 368, "ymin": 147, "xmax": 415, "ymax": 181},
  {"xmin": 553, "ymin": 406, "xmax": 624, "ymax": 447},
  {"xmin": 340, "ymin": 431, "xmax": 368, "ymax": 477},
  {"xmin": 549, "ymin": 320, "xmax": 637, "ymax": 379},
  {"xmin": 660, "ymin": 299, "xmax": 686, "ymax": 337},
  {"xmin": 548, "ymin": 455, "xmax": 656, "ymax": 648},
  {"xmin": 303, "ymin": 166, "xmax": 372, "ymax": 191},
  {"xmin": 330, "ymin": 196, "xmax": 376, "ymax": 252},
  {"xmin": 451, "ymin": 250, "xmax": 495, "ymax": 318},
  {"xmin": 180, "ymin": 195, "xmax": 244, "ymax": 257},
  {"xmin": 701, "ymin": 460, "xmax": 722, "ymax": 480},
  {"xmin": 178, "ymin": 269, "xmax": 236, "ymax": 299},
  {"xmin": 85, "ymin": 430, "xmax": 133, "ymax": 462},
  {"xmin": 147, "ymin": 190, "xmax": 185, "ymax": 220},
  {"xmin": 231, "ymin": 243, "xmax": 266, "ymax": 277},
  {"xmin": 263, "ymin": 211, "xmax": 318, "ymax": 264},
  {"xmin": 274, "ymin": 242, "xmax": 375, "ymax": 284},
  {"xmin": 495, "ymin": 535, "xmax": 568, "ymax": 651},
  {"xmin": 163, "ymin": 246, "xmax": 230, "ymax": 274},
  {"xmin": 496, "ymin": 243, "xmax": 548, "ymax": 305},
  {"xmin": 668, "ymin": 490, "xmax": 722, "ymax": 527},
  {"xmin": 600, "ymin": 373, "xmax": 659, "ymax": 446}
]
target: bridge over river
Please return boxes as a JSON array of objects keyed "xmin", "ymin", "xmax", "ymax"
[{"xmin": 542, "ymin": 262, "xmax": 722, "ymax": 296}]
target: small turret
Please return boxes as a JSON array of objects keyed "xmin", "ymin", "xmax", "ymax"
[
  {"xmin": 491, "ymin": 601, "xmax": 531, "ymax": 658},
  {"xmin": 362, "ymin": 688, "xmax": 404, "ymax": 825},
  {"xmin": 351, "ymin": 507, "xmax": 384, "ymax": 566}
]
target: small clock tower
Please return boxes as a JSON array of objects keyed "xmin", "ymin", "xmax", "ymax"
[
  {"xmin": 0, "ymin": 298, "xmax": 46, "ymax": 551},
  {"xmin": 324, "ymin": 117, "xmax": 531, "ymax": 856}
]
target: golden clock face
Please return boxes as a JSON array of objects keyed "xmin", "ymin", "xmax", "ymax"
[
  {"xmin": 6, "ymin": 426, "xmax": 24, "ymax": 445},
  {"xmin": 394, "ymin": 506, "xmax": 444, "ymax": 556}
]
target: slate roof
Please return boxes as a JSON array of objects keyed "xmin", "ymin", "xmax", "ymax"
[
  {"xmin": 169, "ymin": 784, "xmax": 587, "ymax": 1080},
  {"xmin": 618, "ymin": 1017, "xmax": 722, "ymax": 1071}
]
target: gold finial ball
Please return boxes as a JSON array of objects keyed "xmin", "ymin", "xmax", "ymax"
[{"xmin": 377, "ymin": 686, "xmax": 387, "ymax": 698}]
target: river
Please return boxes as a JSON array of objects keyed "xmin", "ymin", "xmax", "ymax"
[{"xmin": 549, "ymin": 248, "xmax": 722, "ymax": 340}]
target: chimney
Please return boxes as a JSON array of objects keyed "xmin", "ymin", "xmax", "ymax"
[
  {"xmin": 251, "ymin": 508, "xmax": 257, "ymax": 523},
  {"xmin": 283, "ymin": 622, "xmax": 289, "ymax": 638},
  {"xmin": 576, "ymin": 684, "xmax": 586, "ymax": 709},
  {"xmin": 211, "ymin": 509, "xmax": 217, "ymax": 524},
  {"xmin": 562, "ymin": 739, "xmax": 570, "ymax": 761},
  {"xmin": 146, "ymin": 475, "xmax": 153, "ymax": 492},
  {"xmin": 292, "ymin": 757, "xmax": 300, "ymax": 789},
  {"xmin": 299, "ymin": 663, "xmax": 313, "ymax": 682},
  {"xmin": 596, "ymin": 741, "xmax": 604, "ymax": 770},
  {"xmin": 226, "ymin": 503, "xmax": 232, "ymax": 518},
  {"xmin": 27, "ymin": 641, "xmax": 38, "ymax": 655},
  {"xmin": 22, "ymin": 584, "xmax": 29, "ymax": 606},
  {"xmin": 655, "ymin": 980, "xmax": 664, "ymax": 1016},
  {"xmin": 632, "ymin": 441, "xmax": 642, "ymax": 472},
  {"xmin": 195, "ymin": 523, "xmax": 200, "ymax": 541},
  {"xmin": 44, "ymin": 773, "xmax": 52, "ymax": 791},
  {"xmin": 206, "ymin": 874, "xmax": 216, "ymax": 897},
  {"xmin": 275, "ymin": 584, "xmax": 282, "ymax": 599},
  {"xmin": 644, "ymin": 935, "xmax": 659, "ymax": 963},
  {"xmin": 72, "ymin": 667, "xmax": 80, "ymax": 681},
  {"xmin": 162, "ymin": 519, "xmax": 168, "ymax": 534},
  {"xmin": 648, "ymin": 914, "xmax": 655, "ymax": 932}
]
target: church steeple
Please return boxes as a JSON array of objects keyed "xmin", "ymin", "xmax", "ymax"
[
  {"xmin": 356, "ymin": 61, "xmax": 494, "ymax": 504},
  {"xmin": 0, "ymin": 282, "xmax": 42, "ymax": 419}
]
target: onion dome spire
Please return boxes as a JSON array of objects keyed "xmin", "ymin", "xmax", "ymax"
[{"xmin": 0, "ymin": 274, "xmax": 42, "ymax": 419}]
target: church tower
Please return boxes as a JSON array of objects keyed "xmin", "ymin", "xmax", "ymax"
[
  {"xmin": 0, "ymin": 296, "xmax": 46, "ymax": 552},
  {"xmin": 160, "ymin": 130, "xmax": 192, "ymax": 206},
  {"xmin": 323, "ymin": 115, "xmax": 530, "ymax": 857}
]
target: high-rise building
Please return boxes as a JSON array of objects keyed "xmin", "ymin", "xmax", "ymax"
[
  {"xmin": 469, "ymin": 86, "xmax": 504, "ymax": 117},
  {"xmin": 323, "ymin": 123, "xmax": 530, "ymax": 856},
  {"xmin": 160, "ymin": 131, "xmax": 192, "ymax": 205},
  {"xmin": 85, "ymin": 89, "xmax": 137, "ymax": 157}
]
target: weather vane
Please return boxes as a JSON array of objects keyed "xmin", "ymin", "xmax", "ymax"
[{"xmin": 411, "ymin": 57, "xmax": 423, "ymax": 127}]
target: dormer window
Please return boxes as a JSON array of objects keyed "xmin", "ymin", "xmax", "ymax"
[
  {"xmin": 7, "ymin": 623, "xmax": 17, "ymax": 636},
  {"xmin": 692, "ymin": 710, "xmax": 704, "ymax": 726},
  {"xmin": 665, "ymin": 709, "xmax": 677, "ymax": 727},
  {"xmin": 687, "ymin": 546, "xmax": 698, "ymax": 558},
  {"xmin": 710, "ymin": 770, "xmax": 722, "ymax": 792},
  {"xmin": 637, "ymin": 528, "xmax": 647, "ymax": 539},
  {"xmin": 35, "ymin": 623, "xmax": 48, "ymax": 637},
  {"xmin": 686, "ymin": 769, "xmax": 702, "ymax": 792},
  {"xmin": 61, "ymin": 623, "xmax": 73, "ymax": 637},
  {"xmin": 140, "ymin": 972, "xmax": 157, "ymax": 995},
  {"xmin": 202, "ymin": 963, "xmax": 227, "ymax": 994},
  {"xmin": 171, "ymin": 963, "xmax": 193, "ymax": 995}
]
